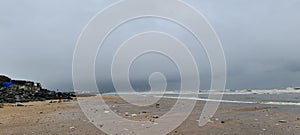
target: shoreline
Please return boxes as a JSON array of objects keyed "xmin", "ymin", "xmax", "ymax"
[{"xmin": 0, "ymin": 95, "xmax": 300, "ymax": 135}]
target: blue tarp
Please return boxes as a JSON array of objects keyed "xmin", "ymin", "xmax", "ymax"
[
  {"xmin": 11, "ymin": 80, "xmax": 17, "ymax": 84},
  {"xmin": 2, "ymin": 82, "xmax": 12, "ymax": 87}
]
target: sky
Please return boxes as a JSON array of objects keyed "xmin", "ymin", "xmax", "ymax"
[{"xmin": 0, "ymin": 0, "xmax": 300, "ymax": 92}]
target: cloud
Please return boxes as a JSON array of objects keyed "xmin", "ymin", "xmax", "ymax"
[{"xmin": 0, "ymin": 0, "xmax": 299, "ymax": 91}]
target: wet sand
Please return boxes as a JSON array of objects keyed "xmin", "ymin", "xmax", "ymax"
[{"xmin": 0, "ymin": 96, "xmax": 300, "ymax": 135}]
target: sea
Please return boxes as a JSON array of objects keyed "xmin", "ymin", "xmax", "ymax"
[{"xmin": 102, "ymin": 88, "xmax": 300, "ymax": 106}]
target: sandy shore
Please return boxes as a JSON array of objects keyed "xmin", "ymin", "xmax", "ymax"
[{"xmin": 0, "ymin": 96, "xmax": 300, "ymax": 135}]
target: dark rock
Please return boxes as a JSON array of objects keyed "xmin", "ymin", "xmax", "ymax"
[
  {"xmin": 278, "ymin": 120, "xmax": 288, "ymax": 123},
  {"xmin": 16, "ymin": 103, "xmax": 25, "ymax": 106},
  {"xmin": 0, "ymin": 87, "xmax": 76, "ymax": 104},
  {"xmin": 0, "ymin": 75, "xmax": 11, "ymax": 84},
  {"xmin": 152, "ymin": 115, "xmax": 160, "ymax": 119}
]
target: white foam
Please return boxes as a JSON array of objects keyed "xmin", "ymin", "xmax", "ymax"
[
  {"xmin": 103, "ymin": 90, "xmax": 300, "ymax": 106},
  {"xmin": 104, "ymin": 89, "xmax": 300, "ymax": 95},
  {"xmin": 157, "ymin": 96, "xmax": 300, "ymax": 106}
]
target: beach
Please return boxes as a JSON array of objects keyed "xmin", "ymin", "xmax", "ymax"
[{"xmin": 1, "ymin": 93, "xmax": 300, "ymax": 135}]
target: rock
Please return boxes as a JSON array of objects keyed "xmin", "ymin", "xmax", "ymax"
[
  {"xmin": 131, "ymin": 114, "xmax": 137, "ymax": 117},
  {"xmin": 278, "ymin": 120, "xmax": 288, "ymax": 123},
  {"xmin": 297, "ymin": 118, "xmax": 300, "ymax": 121},
  {"xmin": 0, "ymin": 75, "xmax": 11, "ymax": 84},
  {"xmin": 125, "ymin": 112, "xmax": 129, "ymax": 116},
  {"xmin": 0, "ymin": 87, "xmax": 75, "ymax": 104},
  {"xmin": 16, "ymin": 103, "xmax": 25, "ymax": 106},
  {"xmin": 221, "ymin": 121, "xmax": 225, "ymax": 124},
  {"xmin": 155, "ymin": 103, "xmax": 160, "ymax": 108},
  {"xmin": 152, "ymin": 115, "xmax": 160, "ymax": 119},
  {"xmin": 0, "ymin": 103, "xmax": 3, "ymax": 108}
]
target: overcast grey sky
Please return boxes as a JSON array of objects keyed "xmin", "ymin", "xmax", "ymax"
[{"xmin": 0, "ymin": 0, "xmax": 300, "ymax": 91}]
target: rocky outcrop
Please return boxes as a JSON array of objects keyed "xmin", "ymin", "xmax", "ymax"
[
  {"xmin": 0, "ymin": 75, "xmax": 11, "ymax": 84},
  {"xmin": 0, "ymin": 75, "xmax": 75, "ymax": 104},
  {"xmin": 0, "ymin": 88, "xmax": 75, "ymax": 103}
]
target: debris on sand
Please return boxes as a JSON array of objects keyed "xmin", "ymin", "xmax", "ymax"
[
  {"xmin": 235, "ymin": 106, "xmax": 274, "ymax": 112},
  {"xmin": 278, "ymin": 120, "xmax": 288, "ymax": 123},
  {"xmin": 69, "ymin": 126, "xmax": 75, "ymax": 130},
  {"xmin": 207, "ymin": 119, "xmax": 214, "ymax": 123},
  {"xmin": 104, "ymin": 111, "xmax": 110, "ymax": 114}
]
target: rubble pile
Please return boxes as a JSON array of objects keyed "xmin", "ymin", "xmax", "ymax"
[{"xmin": 0, "ymin": 88, "xmax": 75, "ymax": 103}]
